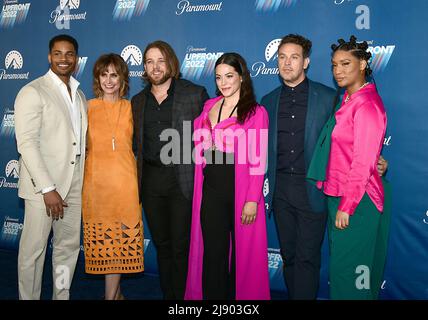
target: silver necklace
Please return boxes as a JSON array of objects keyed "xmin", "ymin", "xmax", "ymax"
[{"xmin": 345, "ymin": 82, "xmax": 369, "ymax": 103}]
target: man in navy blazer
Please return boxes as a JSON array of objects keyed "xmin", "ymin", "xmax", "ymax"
[{"xmin": 261, "ymin": 34, "xmax": 335, "ymax": 300}]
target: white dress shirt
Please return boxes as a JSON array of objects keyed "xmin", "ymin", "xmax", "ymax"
[{"xmin": 42, "ymin": 69, "xmax": 82, "ymax": 194}]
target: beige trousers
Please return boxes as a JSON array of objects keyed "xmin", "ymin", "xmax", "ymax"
[{"xmin": 18, "ymin": 160, "xmax": 82, "ymax": 300}]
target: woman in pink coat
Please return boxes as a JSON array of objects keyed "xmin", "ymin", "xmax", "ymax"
[{"xmin": 185, "ymin": 53, "xmax": 270, "ymax": 300}]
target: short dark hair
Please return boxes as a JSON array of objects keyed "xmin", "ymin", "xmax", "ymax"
[
  {"xmin": 278, "ymin": 34, "xmax": 312, "ymax": 58},
  {"xmin": 142, "ymin": 40, "xmax": 180, "ymax": 81},
  {"xmin": 49, "ymin": 34, "xmax": 79, "ymax": 54},
  {"xmin": 92, "ymin": 53, "xmax": 129, "ymax": 98}
]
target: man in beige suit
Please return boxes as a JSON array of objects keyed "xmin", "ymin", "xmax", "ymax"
[{"xmin": 14, "ymin": 34, "xmax": 87, "ymax": 300}]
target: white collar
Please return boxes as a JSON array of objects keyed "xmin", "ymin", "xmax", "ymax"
[{"xmin": 48, "ymin": 68, "xmax": 80, "ymax": 92}]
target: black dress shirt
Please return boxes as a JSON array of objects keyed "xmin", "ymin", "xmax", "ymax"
[
  {"xmin": 276, "ymin": 77, "xmax": 309, "ymax": 175},
  {"xmin": 143, "ymin": 80, "xmax": 175, "ymax": 166}
]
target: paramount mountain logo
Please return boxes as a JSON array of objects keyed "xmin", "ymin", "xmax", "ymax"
[
  {"xmin": 250, "ymin": 38, "xmax": 281, "ymax": 77},
  {"xmin": 113, "ymin": 0, "xmax": 150, "ymax": 21},
  {"xmin": 73, "ymin": 56, "xmax": 87, "ymax": 79},
  {"xmin": 265, "ymin": 38, "xmax": 281, "ymax": 62},
  {"xmin": 255, "ymin": 0, "xmax": 297, "ymax": 12},
  {"xmin": 121, "ymin": 45, "xmax": 142, "ymax": 66},
  {"xmin": 180, "ymin": 46, "xmax": 223, "ymax": 81},
  {"xmin": 5, "ymin": 50, "xmax": 23, "ymax": 69},
  {"xmin": 5, "ymin": 160, "xmax": 19, "ymax": 179},
  {"xmin": 0, "ymin": 50, "xmax": 29, "ymax": 80},
  {"xmin": 121, "ymin": 45, "xmax": 144, "ymax": 77},
  {"xmin": 50, "ymin": 0, "xmax": 87, "ymax": 30},
  {"xmin": 0, "ymin": 108, "xmax": 15, "ymax": 138},
  {"xmin": 0, "ymin": 0, "xmax": 31, "ymax": 29},
  {"xmin": 0, "ymin": 159, "xmax": 19, "ymax": 189},
  {"xmin": 60, "ymin": 0, "xmax": 80, "ymax": 10}
]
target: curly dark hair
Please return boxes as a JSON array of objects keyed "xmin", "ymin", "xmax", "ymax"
[
  {"xmin": 214, "ymin": 52, "xmax": 257, "ymax": 124},
  {"xmin": 92, "ymin": 53, "xmax": 129, "ymax": 98},
  {"xmin": 331, "ymin": 35, "xmax": 373, "ymax": 76}
]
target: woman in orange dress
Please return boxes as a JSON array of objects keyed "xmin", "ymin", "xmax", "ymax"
[{"xmin": 82, "ymin": 53, "xmax": 144, "ymax": 300}]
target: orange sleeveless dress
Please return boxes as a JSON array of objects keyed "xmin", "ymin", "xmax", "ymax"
[{"xmin": 82, "ymin": 98, "xmax": 144, "ymax": 274}]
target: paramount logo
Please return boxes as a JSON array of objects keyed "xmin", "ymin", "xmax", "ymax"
[
  {"xmin": 175, "ymin": 0, "xmax": 222, "ymax": 15},
  {"xmin": 60, "ymin": 0, "xmax": 80, "ymax": 10},
  {"xmin": 50, "ymin": 0, "xmax": 87, "ymax": 30},
  {"xmin": 0, "ymin": 50, "xmax": 29, "ymax": 80},
  {"xmin": 250, "ymin": 39, "xmax": 281, "ymax": 77},
  {"xmin": 121, "ymin": 45, "xmax": 144, "ymax": 77},
  {"xmin": 0, "ymin": 160, "xmax": 19, "ymax": 189}
]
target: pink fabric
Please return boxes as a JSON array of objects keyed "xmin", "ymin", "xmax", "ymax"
[
  {"xmin": 320, "ymin": 83, "xmax": 386, "ymax": 215},
  {"xmin": 185, "ymin": 96, "xmax": 270, "ymax": 300}
]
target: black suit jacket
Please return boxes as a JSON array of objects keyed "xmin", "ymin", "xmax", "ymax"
[{"xmin": 131, "ymin": 78, "xmax": 209, "ymax": 201}]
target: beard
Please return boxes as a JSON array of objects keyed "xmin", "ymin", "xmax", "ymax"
[{"xmin": 146, "ymin": 70, "xmax": 171, "ymax": 85}]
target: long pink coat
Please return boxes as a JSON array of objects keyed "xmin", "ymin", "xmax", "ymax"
[{"xmin": 185, "ymin": 96, "xmax": 270, "ymax": 300}]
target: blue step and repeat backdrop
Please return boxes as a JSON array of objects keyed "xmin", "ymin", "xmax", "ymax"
[{"xmin": 1, "ymin": 0, "xmax": 427, "ymax": 299}]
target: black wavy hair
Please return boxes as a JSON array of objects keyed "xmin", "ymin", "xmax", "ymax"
[{"xmin": 49, "ymin": 34, "xmax": 79, "ymax": 54}]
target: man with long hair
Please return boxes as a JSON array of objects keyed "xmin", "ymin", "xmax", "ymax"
[{"xmin": 131, "ymin": 40, "xmax": 209, "ymax": 299}]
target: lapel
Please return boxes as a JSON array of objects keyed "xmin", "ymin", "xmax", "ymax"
[
  {"xmin": 77, "ymin": 90, "xmax": 88, "ymax": 134},
  {"xmin": 42, "ymin": 72, "xmax": 77, "ymax": 139},
  {"xmin": 171, "ymin": 79, "xmax": 182, "ymax": 128},
  {"xmin": 305, "ymin": 80, "xmax": 318, "ymax": 153},
  {"xmin": 271, "ymin": 87, "xmax": 281, "ymax": 154},
  {"xmin": 139, "ymin": 88, "xmax": 147, "ymax": 146}
]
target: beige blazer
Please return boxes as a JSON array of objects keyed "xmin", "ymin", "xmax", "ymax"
[{"xmin": 14, "ymin": 71, "xmax": 88, "ymax": 201}]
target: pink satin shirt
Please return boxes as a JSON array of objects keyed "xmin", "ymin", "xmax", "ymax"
[{"xmin": 317, "ymin": 83, "xmax": 387, "ymax": 215}]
